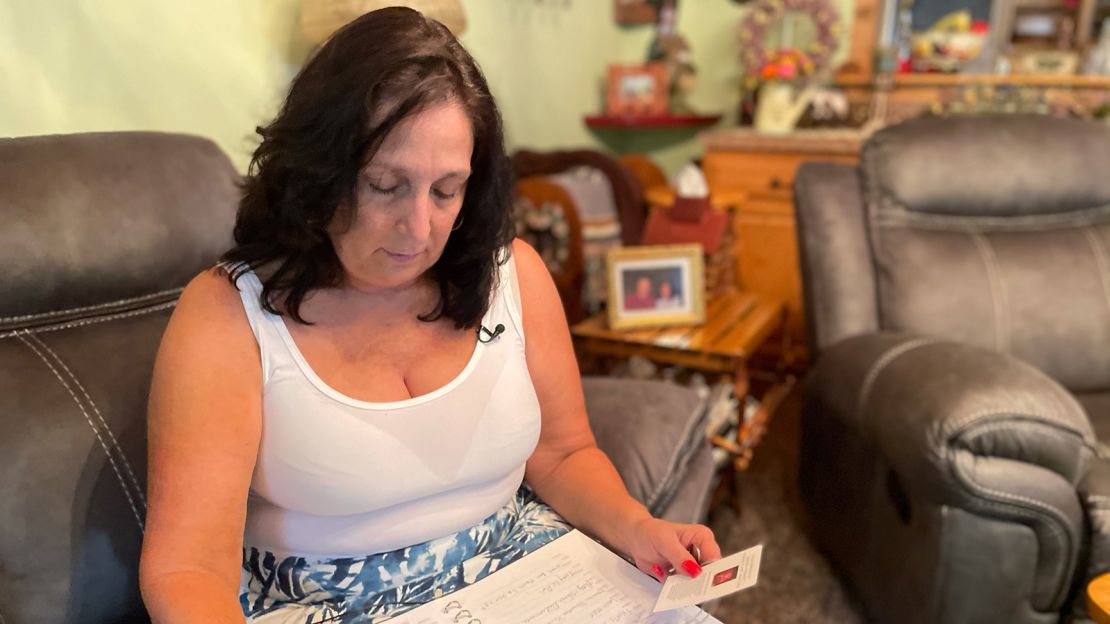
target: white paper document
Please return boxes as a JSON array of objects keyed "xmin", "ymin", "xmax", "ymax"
[
  {"xmin": 388, "ymin": 530, "xmax": 721, "ymax": 623},
  {"xmin": 653, "ymin": 544, "xmax": 763, "ymax": 613}
]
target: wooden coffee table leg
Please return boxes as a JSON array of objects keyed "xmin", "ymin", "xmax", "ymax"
[
  {"xmin": 734, "ymin": 363, "xmax": 750, "ymax": 406},
  {"xmin": 729, "ymin": 364, "xmax": 751, "ymax": 516}
]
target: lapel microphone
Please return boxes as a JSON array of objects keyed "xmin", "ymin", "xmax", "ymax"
[{"xmin": 477, "ymin": 323, "xmax": 505, "ymax": 343}]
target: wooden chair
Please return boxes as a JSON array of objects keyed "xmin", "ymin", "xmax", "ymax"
[{"xmin": 511, "ymin": 149, "xmax": 651, "ymax": 324}]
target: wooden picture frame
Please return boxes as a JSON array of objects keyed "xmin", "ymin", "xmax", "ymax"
[
  {"xmin": 605, "ymin": 63, "xmax": 669, "ymax": 117},
  {"xmin": 606, "ymin": 244, "xmax": 705, "ymax": 330}
]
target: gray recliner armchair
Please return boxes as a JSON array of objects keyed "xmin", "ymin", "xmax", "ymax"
[
  {"xmin": 0, "ymin": 132, "xmax": 240, "ymax": 623},
  {"xmin": 794, "ymin": 115, "xmax": 1110, "ymax": 624},
  {"xmin": 0, "ymin": 132, "xmax": 715, "ymax": 623}
]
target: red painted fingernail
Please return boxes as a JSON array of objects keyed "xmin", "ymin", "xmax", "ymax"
[
  {"xmin": 682, "ymin": 559, "xmax": 702, "ymax": 577},
  {"xmin": 651, "ymin": 564, "xmax": 665, "ymax": 578}
]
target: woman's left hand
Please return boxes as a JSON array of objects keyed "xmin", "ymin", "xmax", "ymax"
[{"xmin": 626, "ymin": 516, "xmax": 722, "ymax": 581}]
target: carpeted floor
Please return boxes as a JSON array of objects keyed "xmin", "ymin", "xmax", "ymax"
[{"xmin": 704, "ymin": 390, "xmax": 868, "ymax": 624}]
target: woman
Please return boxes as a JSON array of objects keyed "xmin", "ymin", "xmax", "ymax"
[
  {"xmin": 139, "ymin": 8, "xmax": 719, "ymax": 623},
  {"xmin": 655, "ymin": 280, "xmax": 683, "ymax": 310}
]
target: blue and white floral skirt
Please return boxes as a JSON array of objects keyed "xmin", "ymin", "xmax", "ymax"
[{"xmin": 239, "ymin": 486, "xmax": 571, "ymax": 623}]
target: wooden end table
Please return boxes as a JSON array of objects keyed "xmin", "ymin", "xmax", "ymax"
[{"xmin": 571, "ymin": 290, "xmax": 795, "ymax": 473}]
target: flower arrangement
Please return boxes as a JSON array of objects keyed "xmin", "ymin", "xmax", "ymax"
[
  {"xmin": 737, "ymin": 0, "xmax": 841, "ymax": 90},
  {"xmin": 752, "ymin": 47, "xmax": 817, "ymax": 87}
]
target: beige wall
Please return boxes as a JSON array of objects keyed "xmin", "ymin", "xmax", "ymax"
[{"xmin": 1, "ymin": 0, "xmax": 852, "ymax": 176}]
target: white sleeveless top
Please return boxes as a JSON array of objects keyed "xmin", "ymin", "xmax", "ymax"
[{"xmin": 229, "ymin": 252, "xmax": 541, "ymax": 558}]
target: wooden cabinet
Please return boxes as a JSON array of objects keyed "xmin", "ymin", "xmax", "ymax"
[{"xmin": 700, "ymin": 130, "xmax": 862, "ymax": 363}]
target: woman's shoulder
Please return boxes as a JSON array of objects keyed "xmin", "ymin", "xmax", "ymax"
[
  {"xmin": 172, "ymin": 265, "xmax": 256, "ymax": 339},
  {"xmin": 508, "ymin": 238, "xmax": 562, "ymax": 321},
  {"xmin": 155, "ymin": 266, "xmax": 263, "ymax": 396},
  {"xmin": 509, "ymin": 238, "xmax": 544, "ymax": 280}
]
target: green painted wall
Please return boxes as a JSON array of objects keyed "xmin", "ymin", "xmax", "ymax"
[
  {"xmin": 0, "ymin": 0, "xmax": 309, "ymax": 172},
  {"xmin": 461, "ymin": 0, "xmax": 748, "ymax": 177},
  {"xmin": 461, "ymin": 0, "xmax": 852, "ymax": 176},
  {"xmin": 1, "ymin": 0, "xmax": 852, "ymax": 177}
]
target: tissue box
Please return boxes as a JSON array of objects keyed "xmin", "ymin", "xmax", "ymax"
[
  {"xmin": 640, "ymin": 202, "xmax": 736, "ymax": 298},
  {"xmin": 670, "ymin": 195, "xmax": 712, "ymax": 222}
]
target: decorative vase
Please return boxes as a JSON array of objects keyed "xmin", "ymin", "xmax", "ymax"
[{"xmin": 754, "ymin": 81, "xmax": 816, "ymax": 135}]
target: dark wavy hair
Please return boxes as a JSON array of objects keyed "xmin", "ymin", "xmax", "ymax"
[{"xmin": 219, "ymin": 7, "xmax": 515, "ymax": 328}]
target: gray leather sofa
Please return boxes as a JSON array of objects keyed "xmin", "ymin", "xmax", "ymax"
[
  {"xmin": 794, "ymin": 115, "xmax": 1110, "ymax": 624},
  {"xmin": 0, "ymin": 132, "xmax": 715, "ymax": 623}
]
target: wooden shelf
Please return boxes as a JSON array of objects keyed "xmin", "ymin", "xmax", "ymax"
[
  {"xmin": 836, "ymin": 73, "xmax": 1110, "ymax": 88},
  {"xmin": 698, "ymin": 127, "xmax": 867, "ymax": 155},
  {"xmin": 584, "ymin": 114, "xmax": 723, "ymax": 129}
]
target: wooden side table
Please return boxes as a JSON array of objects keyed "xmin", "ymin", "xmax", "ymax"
[{"xmin": 571, "ymin": 290, "xmax": 794, "ymax": 472}]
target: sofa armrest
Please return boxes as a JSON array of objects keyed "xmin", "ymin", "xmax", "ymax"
[{"xmin": 810, "ymin": 332, "xmax": 1097, "ymax": 609}]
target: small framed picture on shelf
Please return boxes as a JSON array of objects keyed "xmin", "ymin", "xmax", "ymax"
[
  {"xmin": 606, "ymin": 244, "xmax": 704, "ymax": 330},
  {"xmin": 605, "ymin": 63, "xmax": 668, "ymax": 118}
]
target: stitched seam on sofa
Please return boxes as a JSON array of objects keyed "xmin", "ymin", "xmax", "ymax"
[
  {"xmin": 856, "ymin": 337, "xmax": 941, "ymax": 416},
  {"xmin": 872, "ymin": 203, "xmax": 1110, "ymax": 232},
  {"xmin": 965, "ymin": 497, "xmax": 1069, "ymax": 608},
  {"xmin": 965, "ymin": 419, "xmax": 1090, "ymax": 445},
  {"xmin": 24, "ymin": 332, "xmax": 147, "ymax": 509},
  {"xmin": 647, "ymin": 392, "xmax": 711, "ymax": 512},
  {"xmin": 16, "ymin": 332, "xmax": 146, "ymax": 532},
  {"xmin": 959, "ymin": 478, "xmax": 1072, "ymax": 604},
  {"xmin": 970, "ymin": 232, "xmax": 1009, "ymax": 352},
  {"xmin": 963, "ymin": 420, "xmax": 1092, "ymax": 481},
  {"xmin": 948, "ymin": 447, "xmax": 1072, "ymax": 608},
  {"xmin": 944, "ymin": 409, "xmax": 1096, "ymax": 448},
  {"xmin": 0, "ymin": 301, "xmax": 177, "ymax": 341},
  {"xmin": 0, "ymin": 287, "xmax": 182, "ymax": 323}
]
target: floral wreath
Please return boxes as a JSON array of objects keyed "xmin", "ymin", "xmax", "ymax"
[{"xmin": 738, "ymin": 0, "xmax": 842, "ymax": 88}]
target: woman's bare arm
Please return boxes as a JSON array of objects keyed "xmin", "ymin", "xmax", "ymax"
[
  {"xmin": 516, "ymin": 239, "xmax": 721, "ymax": 579},
  {"xmin": 140, "ymin": 269, "xmax": 263, "ymax": 623}
]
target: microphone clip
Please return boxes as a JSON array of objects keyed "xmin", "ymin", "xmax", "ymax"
[{"xmin": 477, "ymin": 323, "xmax": 505, "ymax": 344}]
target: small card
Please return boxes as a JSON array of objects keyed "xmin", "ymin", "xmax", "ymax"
[{"xmin": 652, "ymin": 544, "xmax": 763, "ymax": 612}]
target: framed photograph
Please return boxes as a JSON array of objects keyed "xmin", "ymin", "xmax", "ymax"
[
  {"xmin": 606, "ymin": 244, "xmax": 704, "ymax": 330},
  {"xmin": 605, "ymin": 63, "xmax": 669, "ymax": 117}
]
